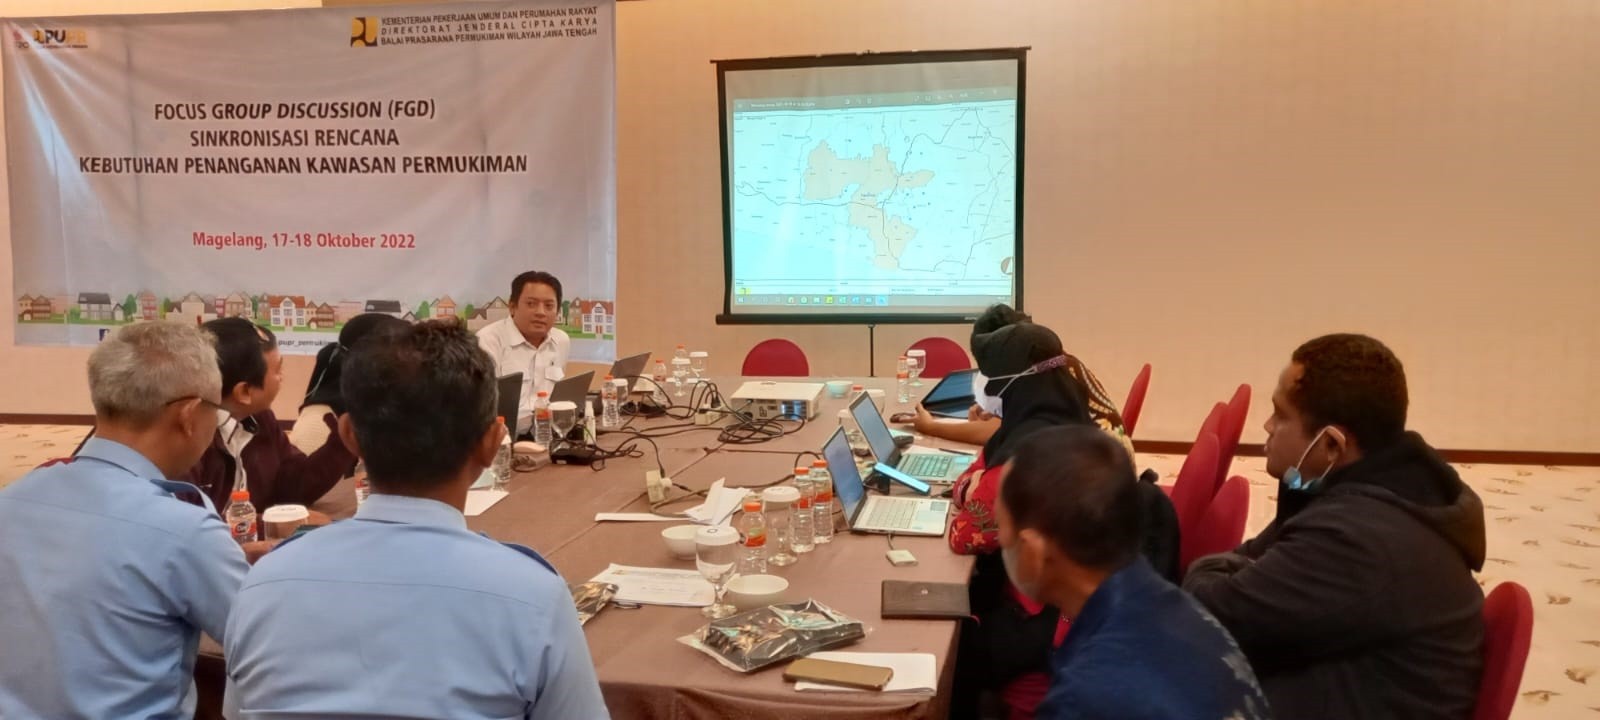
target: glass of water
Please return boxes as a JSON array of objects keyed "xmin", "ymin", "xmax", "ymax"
[
  {"xmin": 671, "ymin": 357, "xmax": 691, "ymax": 397},
  {"xmin": 907, "ymin": 349, "xmax": 925, "ymax": 387},
  {"xmin": 549, "ymin": 401, "xmax": 578, "ymax": 449},
  {"xmin": 695, "ymin": 526, "xmax": 739, "ymax": 618},
  {"xmin": 690, "ymin": 351, "xmax": 708, "ymax": 380}
]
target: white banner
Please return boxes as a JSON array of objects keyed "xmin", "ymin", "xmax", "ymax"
[{"xmin": 3, "ymin": 1, "xmax": 616, "ymax": 359}]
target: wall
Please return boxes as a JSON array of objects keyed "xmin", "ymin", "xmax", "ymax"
[{"xmin": 4, "ymin": 0, "xmax": 1598, "ymax": 452}]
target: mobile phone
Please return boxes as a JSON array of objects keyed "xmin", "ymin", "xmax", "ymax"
[
  {"xmin": 783, "ymin": 657, "xmax": 894, "ymax": 691},
  {"xmin": 874, "ymin": 462, "xmax": 932, "ymax": 495}
]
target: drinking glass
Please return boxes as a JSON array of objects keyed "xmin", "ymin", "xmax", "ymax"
[
  {"xmin": 695, "ymin": 526, "xmax": 739, "ymax": 618},
  {"xmin": 671, "ymin": 357, "xmax": 691, "ymax": 398},
  {"xmin": 690, "ymin": 351, "xmax": 708, "ymax": 380},
  {"xmin": 907, "ymin": 350, "xmax": 925, "ymax": 387},
  {"xmin": 549, "ymin": 401, "xmax": 578, "ymax": 449}
]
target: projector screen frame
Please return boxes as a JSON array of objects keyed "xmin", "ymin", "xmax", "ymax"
[{"xmin": 713, "ymin": 47, "xmax": 1028, "ymax": 326}]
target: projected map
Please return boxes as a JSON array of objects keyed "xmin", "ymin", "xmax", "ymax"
[{"xmin": 729, "ymin": 95, "xmax": 1017, "ymax": 306}]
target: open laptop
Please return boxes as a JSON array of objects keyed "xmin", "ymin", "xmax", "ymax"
[
  {"xmin": 824, "ymin": 427, "xmax": 948, "ymax": 537},
  {"xmin": 496, "ymin": 372, "xmax": 524, "ymax": 432},
  {"xmin": 920, "ymin": 368, "xmax": 977, "ymax": 419},
  {"xmin": 848, "ymin": 393, "xmax": 972, "ymax": 484},
  {"xmin": 608, "ymin": 352, "xmax": 651, "ymax": 391},
  {"xmin": 551, "ymin": 371, "xmax": 594, "ymax": 407}
]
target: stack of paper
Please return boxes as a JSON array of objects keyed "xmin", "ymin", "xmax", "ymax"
[
  {"xmin": 683, "ymin": 479, "xmax": 744, "ymax": 526},
  {"xmin": 589, "ymin": 564, "xmax": 714, "ymax": 607},
  {"xmin": 464, "ymin": 489, "xmax": 508, "ymax": 516},
  {"xmin": 793, "ymin": 652, "xmax": 938, "ymax": 693}
]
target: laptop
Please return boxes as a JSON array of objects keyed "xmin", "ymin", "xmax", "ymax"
[
  {"xmin": 551, "ymin": 371, "xmax": 595, "ymax": 407},
  {"xmin": 824, "ymin": 428, "xmax": 948, "ymax": 537},
  {"xmin": 608, "ymin": 352, "xmax": 651, "ymax": 391},
  {"xmin": 920, "ymin": 368, "xmax": 977, "ymax": 419},
  {"xmin": 497, "ymin": 372, "xmax": 524, "ymax": 432},
  {"xmin": 848, "ymin": 393, "xmax": 972, "ymax": 484}
]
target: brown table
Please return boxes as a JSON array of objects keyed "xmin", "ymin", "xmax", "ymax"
[{"xmin": 197, "ymin": 377, "xmax": 978, "ymax": 720}]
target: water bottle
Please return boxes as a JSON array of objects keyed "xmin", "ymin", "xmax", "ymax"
[
  {"xmin": 601, "ymin": 376, "xmax": 621, "ymax": 428},
  {"xmin": 674, "ymin": 344, "xmax": 689, "ymax": 363},
  {"xmin": 493, "ymin": 416, "xmax": 512, "ymax": 491},
  {"xmin": 791, "ymin": 467, "xmax": 815, "ymax": 554},
  {"xmin": 225, "ymin": 490, "xmax": 257, "ymax": 544},
  {"xmin": 762, "ymin": 486, "xmax": 799, "ymax": 567},
  {"xmin": 736, "ymin": 497, "xmax": 768, "ymax": 575},
  {"xmin": 533, "ymin": 391, "xmax": 552, "ymax": 445},
  {"xmin": 896, "ymin": 354, "xmax": 909, "ymax": 377},
  {"xmin": 352, "ymin": 459, "xmax": 371, "ymax": 508},
  {"xmin": 651, "ymin": 360, "xmax": 669, "ymax": 403},
  {"xmin": 811, "ymin": 460, "xmax": 834, "ymax": 544},
  {"xmin": 896, "ymin": 371, "xmax": 910, "ymax": 405}
]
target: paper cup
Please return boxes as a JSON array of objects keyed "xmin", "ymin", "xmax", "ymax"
[{"xmin": 261, "ymin": 504, "xmax": 310, "ymax": 540}]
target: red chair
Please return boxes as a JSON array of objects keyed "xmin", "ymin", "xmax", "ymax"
[
  {"xmin": 1122, "ymin": 364, "xmax": 1152, "ymax": 438},
  {"xmin": 740, "ymin": 339, "xmax": 810, "ymax": 377},
  {"xmin": 906, "ymin": 337, "xmax": 971, "ymax": 379},
  {"xmin": 1215, "ymin": 384, "xmax": 1251, "ymax": 488},
  {"xmin": 1182, "ymin": 475, "xmax": 1250, "ymax": 574},
  {"xmin": 1475, "ymin": 582, "xmax": 1534, "ymax": 720},
  {"xmin": 1169, "ymin": 430, "xmax": 1220, "ymax": 556}
]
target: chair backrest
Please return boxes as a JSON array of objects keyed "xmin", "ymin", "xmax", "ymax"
[
  {"xmin": 740, "ymin": 339, "xmax": 810, "ymax": 377},
  {"xmin": 906, "ymin": 336, "xmax": 971, "ymax": 379},
  {"xmin": 1474, "ymin": 582, "xmax": 1534, "ymax": 720},
  {"xmin": 1169, "ymin": 430, "xmax": 1220, "ymax": 554},
  {"xmin": 1215, "ymin": 384, "xmax": 1251, "ymax": 489},
  {"xmin": 1182, "ymin": 475, "xmax": 1250, "ymax": 574},
  {"xmin": 1122, "ymin": 363, "xmax": 1152, "ymax": 438}
]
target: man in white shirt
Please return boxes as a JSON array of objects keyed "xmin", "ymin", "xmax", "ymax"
[{"xmin": 477, "ymin": 270, "xmax": 570, "ymax": 435}]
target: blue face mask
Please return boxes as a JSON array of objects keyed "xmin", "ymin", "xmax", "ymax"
[{"xmin": 1283, "ymin": 426, "xmax": 1340, "ymax": 491}]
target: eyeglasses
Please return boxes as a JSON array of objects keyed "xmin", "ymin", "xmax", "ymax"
[{"xmin": 166, "ymin": 396, "xmax": 226, "ymax": 414}]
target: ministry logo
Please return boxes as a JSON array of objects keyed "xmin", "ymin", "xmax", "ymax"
[{"xmin": 350, "ymin": 17, "xmax": 380, "ymax": 48}]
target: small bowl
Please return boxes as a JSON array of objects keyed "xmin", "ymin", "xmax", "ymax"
[
  {"xmin": 726, "ymin": 574, "xmax": 790, "ymax": 611},
  {"xmin": 824, "ymin": 380, "xmax": 853, "ymax": 399},
  {"xmin": 661, "ymin": 525, "xmax": 699, "ymax": 560}
]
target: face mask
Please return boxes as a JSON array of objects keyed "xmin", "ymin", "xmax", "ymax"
[
  {"xmin": 1282, "ymin": 426, "xmax": 1341, "ymax": 491},
  {"xmin": 974, "ymin": 355, "xmax": 1068, "ymax": 419},
  {"xmin": 1001, "ymin": 543, "xmax": 1041, "ymax": 603}
]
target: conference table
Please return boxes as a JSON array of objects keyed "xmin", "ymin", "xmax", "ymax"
[{"xmin": 198, "ymin": 377, "xmax": 978, "ymax": 719}]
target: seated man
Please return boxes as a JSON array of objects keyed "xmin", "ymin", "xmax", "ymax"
[
  {"xmin": 224, "ymin": 320, "xmax": 608, "ymax": 719},
  {"xmin": 184, "ymin": 318, "xmax": 356, "ymax": 530},
  {"xmin": 0, "ymin": 322, "xmax": 249, "ymax": 718},
  {"xmin": 999, "ymin": 425, "xmax": 1268, "ymax": 719},
  {"xmin": 1184, "ymin": 334, "xmax": 1486, "ymax": 719},
  {"xmin": 478, "ymin": 270, "xmax": 570, "ymax": 435}
]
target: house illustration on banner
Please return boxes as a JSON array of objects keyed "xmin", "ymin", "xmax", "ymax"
[
  {"xmin": 168, "ymin": 292, "xmax": 219, "ymax": 326},
  {"xmin": 308, "ymin": 303, "xmax": 336, "ymax": 329},
  {"xmin": 333, "ymin": 300, "xmax": 364, "ymax": 325},
  {"xmin": 434, "ymin": 296, "xmax": 457, "ymax": 319},
  {"xmin": 481, "ymin": 297, "xmax": 510, "ymax": 323},
  {"xmin": 574, "ymin": 299, "xmax": 615, "ymax": 336},
  {"xmin": 78, "ymin": 293, "xmax": 113, "ymax": 322},
  {"xmin": 364, "ymin": 300, "xmax": 403, "ymax": 318},
  {"xmin": 400, "ymin": 311, "xmax": 418, "ymax": 323},
  {"xmin": 266, "ymin": 295, "xmax": 308, "ymax": 328},
  {"xmin": 223, "ymin": 292, "xmax": 250, "ymax": 319},
  {"xmin": 16, "ymin": 294, "xmax": 53, "ymax": 322},
  {"xmin": 138, "ymin": 291, "xmax": 159, "ymax": 321}
]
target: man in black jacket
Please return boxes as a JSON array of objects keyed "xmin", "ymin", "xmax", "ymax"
[{"xmin": 1185, "ymin": 333, "xmax": 1487, "ymax": 719}]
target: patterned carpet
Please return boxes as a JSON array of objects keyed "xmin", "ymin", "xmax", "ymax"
[{"xmin": 1, "ymin": 423, "xmax": 1593, "ymax": 718}]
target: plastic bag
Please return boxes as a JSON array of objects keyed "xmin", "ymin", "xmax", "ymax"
[
  {"xmin": 678, "ymin": 599, "xmax": 865, "ymax": 672},
  {"xmin": 569, "ymin": 582, "xmax": 617, "ymax": 626}
]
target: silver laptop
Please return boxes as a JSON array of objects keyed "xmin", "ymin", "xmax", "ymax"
[
  {"xmin": 824, "ymin": 428, "xmax": 948, "ymax": 537},
  {"xmin": 848, "ymin": 393, "xmax": 972, "ymax": 484},
  {"xmin": 608, "ymin": 352, "xmax": 651, "ymax": 390}
]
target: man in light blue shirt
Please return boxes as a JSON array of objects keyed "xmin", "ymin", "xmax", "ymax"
[
  {"xmin": 225, "ymin": 319, "xmax": 608, "ymax": 719},
  {"xmin": 0, "ymin": 322, "xmax": 249, "ymax": 719}
]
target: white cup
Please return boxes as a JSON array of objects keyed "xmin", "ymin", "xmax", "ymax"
[
  {"xmin": 261, "ymin": 504, "xmax": 309, "ymax": 540},
  {"xmin": 726, "ymin": 574, "xmax": 790, "ymax": 611},
  {"xmin": 661, "ymin": 525, "xmax": 699, "ymax": 560}
]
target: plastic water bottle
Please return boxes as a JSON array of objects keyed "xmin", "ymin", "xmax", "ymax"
[
  {"xmin": 601, "ymin": 376, "xmax": 621, "ymax": 428},
  {"xmin": 896, "ymin": 371, "xmax": 910, "ymax": 405},
  {"xmin": 792, "ymin": 467, "xmax": 815, "ymax": 553},
  {"xmin": 811, "ymin": 460, "xmax": 834, "ymax": 544},
  {"xmin": 352, "ymin": 459, "xmax": 371, "ymax": 508},
  {"xmin": 763, "ymin": 486, "xmax": 799, "ymax": 567},
  {"xmin": 736, "ymin": 497, "xmax": 768, "ymax": 575},
  {"xmin": 651, "ymin": 360, "xmax": 669, "ymax": 403},
  {"xmin": 674, "ymin": 344, "xmax": 689, "ymax": 363},
  {"xmin": 533, "ymin": 391, "xmax": 552, "ymax": 445},
  {"xmin": 225, "ymin": 490, "xmax": 257, "ymax": 544},
  {"xmin": 494, "ymin": 416, "xmax": 512, "ymax": 491}
]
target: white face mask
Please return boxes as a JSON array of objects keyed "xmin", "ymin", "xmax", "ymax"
[
  {"xmin": 1001, "ymin": 543, "xmax": 1041, "ymax": 602},
  {"xmin": 973, "ymin": 355, "xmax": 1069, "ymax": 419}
]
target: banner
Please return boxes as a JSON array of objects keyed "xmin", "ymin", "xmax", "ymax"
[{"xmin": 3, "ymin": 0, "xmax": 616, "ymax": 359}]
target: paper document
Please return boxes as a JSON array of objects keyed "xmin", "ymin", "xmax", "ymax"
[
  {"xmin": 590, "ymin": 564, "xmax": 714, "ymax": 607},
  {"xmin": 595, "ymin": 512, "xmax": 683, "ymax": 522},
  {"xmin": 464, "ymin": 489, "xmax": 508, "ymax": 516},
  {"xmin": 793, "ymin": 652, "xmax": 937, "ymax": 693},
  {"xmin": 683, "ymin": 479, "xmax": 743, "ymax": 526}
]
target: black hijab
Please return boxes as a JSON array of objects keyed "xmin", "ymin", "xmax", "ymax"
[
  {"xmin": 971, "ymin": 320, "xmax": 1091, "ymax": 465},
  {"xmin": 301, "ymin": 313, "xmax": 408, "ymax": 414}
]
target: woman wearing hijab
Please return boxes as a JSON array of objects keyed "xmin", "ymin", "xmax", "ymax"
[
  {"xmin": 287, "ymin": 313, "xmax": 409, "ymax": 455},
  {"xmin": 948, "ymin": 318, "xmax": 1095, "ymax": 719}
]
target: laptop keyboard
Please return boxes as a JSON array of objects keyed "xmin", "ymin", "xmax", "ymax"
[
  {"xmin": 864, "ymin": 500, "xmax": 918, "ymax": 530},
  {"xmin": 899, "ymin": 453, "xmax": 953, "ymax": 478}
]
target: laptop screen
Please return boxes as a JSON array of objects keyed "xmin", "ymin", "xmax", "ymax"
[
  {"xmin": 848, "ymin": 392, "xmax": 897, "ymax": 461},
  {"xmin": 922, "ymin": 368, "xmax": 976, "ymax": 407},
  {"xmin": 497, "ymin": 373, "xmax": 524, "ymax": 426},
  {"xmin": 823, "ymin": 428, "xmax": 865, "ymax": 518}
]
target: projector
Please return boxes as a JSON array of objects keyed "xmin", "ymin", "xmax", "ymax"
[{"xmin": 729, "ymin": 381, "xmax": 825, "ymax": 421}]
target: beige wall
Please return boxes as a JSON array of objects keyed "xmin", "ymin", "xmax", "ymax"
[{"xmin": 4, "ymin": 0, "xmax": 1598, "ymax": 452}]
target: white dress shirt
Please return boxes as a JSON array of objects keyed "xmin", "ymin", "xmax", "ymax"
[{"xmin": 476, "ymin": 318, "xmax": 570, "ymax": 434}]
